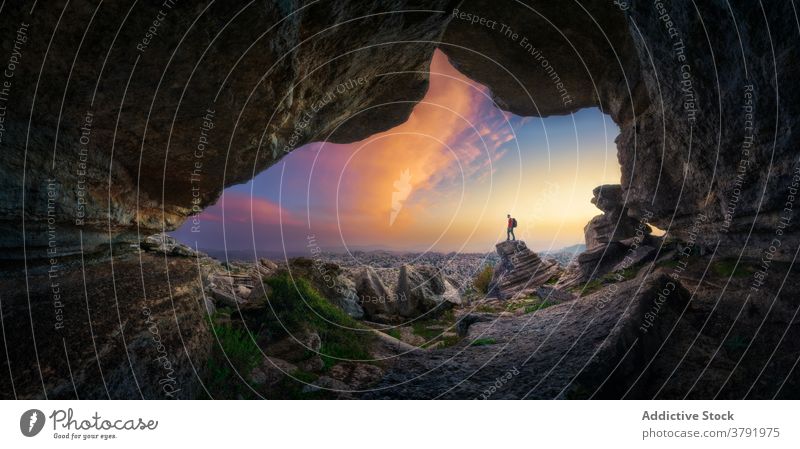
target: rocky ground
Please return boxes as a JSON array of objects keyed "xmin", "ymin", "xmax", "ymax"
[{"xmin": 3, "ymin": 229, "xmax": 799, "ymax": 399}]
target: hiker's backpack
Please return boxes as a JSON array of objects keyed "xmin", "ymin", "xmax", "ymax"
[{"xmin": 512, "ymin": 218, "xmax": 518, "ymax": 228}]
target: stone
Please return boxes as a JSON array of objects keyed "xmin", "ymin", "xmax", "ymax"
[
  {"xmin": 302, "ymin": 376, "xmax": 351, "ymax": 396},
  {"xmin": 265, "ymin": 330, "xmax": 322, "ymax": 363},
  {"xmin": 297, "ymin": 355, "xmax": 325, "ymax": 373},
  {"xmin": 584, "ymin": 185, "xmax": 648, "ymax": 249},
  {"xmin": 612, "ymin": 245, "xmax": 657, "ymax": 273},
  {"xmin": 488, "ymin": 240, "xmax": 561, "ymax": 300},
  {"xmin": 250, "ymin": 357, "xmax": 297, "ymax": 388},
  {"xmin": 456, "ymin": 313, "xmax": 495, "ymax": 337},
  {"xmin": 395, "ymin": 264, "xmax": 457, "ymax": 318},
  {"xmin": 210, "ymin": 287, "xmax": 246, "ymax": 308},
  {"xmin": 328, "ymin": 363, "xmax": 385, "ymax": 389},
  {"xmin": 287, "ymin": 258, "xmax": 364, "ymax": 319},
  {"xmin": 355, "ymin": 266, "xmax": 397, "ymax": 320}
]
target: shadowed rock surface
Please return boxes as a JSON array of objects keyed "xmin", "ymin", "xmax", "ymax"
[
  {"xmin": 365, "ymin": 263, "xmax": 800, "ymax": 399},
  {"xmin": 0, "ymin": 251, "xmax": 212, "ymax": 399}
]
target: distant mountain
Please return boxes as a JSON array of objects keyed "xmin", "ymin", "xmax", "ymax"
[{"xmin": 540, "ymin": 243, "xmax": 586, "ymax": 266}]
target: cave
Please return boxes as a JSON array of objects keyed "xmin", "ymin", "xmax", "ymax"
[{"xmin": 1, "ymin": 0, "xmax": 799, "ymax": 400}]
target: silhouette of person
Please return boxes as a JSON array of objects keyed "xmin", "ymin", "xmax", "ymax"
[{"xmin": 507, "ymin": 214, "xmax": 516, "ymax": 241}]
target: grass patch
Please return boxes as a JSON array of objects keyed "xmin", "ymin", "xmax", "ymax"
[
  {"xmin": 571, "ymin": 265, "xmax": 643, "ymax": 296},
  {"xmin": 712, "ymin": 259, "xmax": 753, "ymax": 278},
  {"xmin": 544, "ymin": 275, "xmax": 560, "ymax": 285},
  {"xmin": 264, "ymin": 274, "xmax": 373, "ymax": 368},
  {"xmin": 523, "ymin": 299, "xmax": 557, "ymax": 314},
  {"xmin": 410, "ymin": 309, "xmax": 461, "ymax": 349},
  {"xmin": 384, "ymin": 328, "xmax": 402, "ymax": 340},
  {"xmin": 203, "ymin": 320, "xmax": 262, "ymax": 399},
  {"xmin": 470, "ymin": 337, "xmax": 497, "ymax": 347}
]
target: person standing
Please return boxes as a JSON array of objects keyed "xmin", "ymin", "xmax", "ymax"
[{"xmin": 507, "ymin": 214, "xmax": 517, "ymax": 241}]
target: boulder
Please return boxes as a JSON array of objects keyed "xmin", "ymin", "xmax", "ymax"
[
  {"xmin": 265, "ymin": 330, "xmax": 322, "ymax": 364},
  {"xmin": 141, "ymin": 233, "xmax": 198, "ymax": 258},
  {"xmin": 395, "ymin": 264, "xmax": 458, "ymax": 318},
  {"xmin": 287, "ymin": 258, "xmax": 364, "ymax": 319},
  {"xmin": 250, "ymin": 357, "xmax": 297, "ymax": 389},
  {"xmin": 355, "ymin": 266, "xmax": 397, "ymax": 320}
]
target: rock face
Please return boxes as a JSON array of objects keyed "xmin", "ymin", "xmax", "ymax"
[
  {"xmin": 488, "ymin": 240, "xmax": 560, "ymax": 300},
  {"xmin": 366, "ymin": 262, "xmax": 800, "ymax": 399},
  {"xmin": 3, "ymin": 1, "xmax": 799, "ymax": 263},
  {"xmin": 355, "ymin": 266, "xmax": 397, "ymax": 321},
  {"xmin": 584, "ymin": 185, "xmax": 646, "ymax": 249},
  {"xmin": 0, "ymin": 1, "xmax": 457, "ymax": 258},
  {"xmin": 560, "ymin": 185, "xmax": 657, "ymax": 288},
  {"xmin": 0, "ymin": 252, "xmax": 212, "ymax": 399}
]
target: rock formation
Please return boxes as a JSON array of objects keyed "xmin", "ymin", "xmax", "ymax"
[
  {"xmin": 355, "ymin": 266, "xmax": 397, "ymax": 321},
  {"xmin": 285, "ymin": 258, "xmax": 364, "ymax": 319},
  {"xmin": 3, "ymin": 0, "xmax": 800, "ymax": 399},
  {"xmin": 559, "ymin": 185, "xmax": 658, "ymax": 289},
  {"xmin": 2, "ymin": 1, "xmax": 798, "ymax": 262},
  {"xmin": 396, "ymin": 264, "xmax": 460, "ymax": 318},
  {"xmin": 488, "ymin": 240, "xmax": 561, "ymax": 300},
  {"xmin": 583, "ymin": 185, "xmax": 646, "ymax": 249}
]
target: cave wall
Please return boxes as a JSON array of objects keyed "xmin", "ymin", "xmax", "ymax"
[
  {"xmin": 441, "ymin": 0, "xmax": 800, "ymax": 260},
  {"xmin": 0, "ymin": 0, "xmax": 457, "ymax": 258},
  {"xmin": 2, "ymin": 0, "xmax": 799, "ymax": 260}
]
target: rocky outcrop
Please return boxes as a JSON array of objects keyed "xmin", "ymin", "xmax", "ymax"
[
  {"xmin": 560, "ymin": 185, "xmax": 657, "ymax": 288},
  {"xmin": 355, "ymin": 266, "xmax": 397, "ymax": 321},
  {"xmin": 441, "ymin": 1, "xmax": 800, "ymax": 261},
  {"xmin": 286, "ymin": 258, "xmax": 364, "ymax": 319},
  {"xmin": 396, "ymin": 264, "xmax": 460, "ymax": 318},
  {"xmin": 584, "ymin": 185, "xmax": 647, "ymax": 249},
  {"xmin": 488, "ymin": 240, "xmax": 560, "ymax": 300}
]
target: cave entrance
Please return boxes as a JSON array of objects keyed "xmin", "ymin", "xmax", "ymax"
[{"xmin": 172, "ymin": 49, "xmax": 621, "ymax": 264}]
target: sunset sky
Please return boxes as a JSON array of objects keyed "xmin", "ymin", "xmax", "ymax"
[{"xmin": 172, "ymin": 50, "xmax": 621, "ymax": 256}]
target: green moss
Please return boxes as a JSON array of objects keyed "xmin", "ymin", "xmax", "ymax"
[
  {"xmin": 544, "ymin": 275, "xmax": 560, "ymax": 285},
  {"xmin": 712, "ymin": 259, "xmax": 753, "ymax": 278},
  {"xmin": 470, "ymin": 337, "xmax": 497, "ymax": 346},
  {"xmin": 410, "ymin": 309, "xmax": 462, "ymax": 349},
  {"xmin": 272, "ymin": 369, "xmax": 325, "ymax": 400},
  {"xmin": 384, "ymin": 328, "xmax": 402, "ymax": 340},
  {"xmin": 523, "ymin": 299, "xmax": 557, "ymax": 314}
]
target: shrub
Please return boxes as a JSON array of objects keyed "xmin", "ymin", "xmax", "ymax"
[{"xmin": 473, "ymin": 264, "xmax": 494, "ymax": 294}]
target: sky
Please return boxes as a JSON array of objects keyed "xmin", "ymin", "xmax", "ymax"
[{"xmin": 172, "ymin": 50, "xmax": 621, "ymax": 256}]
